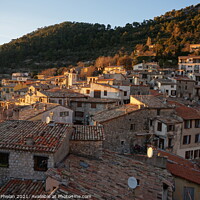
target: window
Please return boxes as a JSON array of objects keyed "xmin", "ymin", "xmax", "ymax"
[
  {"xmin": 195, "ymin": 134, "xmax": 200, "ymax": 143},
  {"xmin": 77, "ymin": 102, "xmax": 82, "ymax": 107},
  {"xmin": 60, "ymin": 111, "xmax": 69, "ymax": 117},
  {"xmin": 185, "ymin": 151, "xmax": 193, "ymax": 159},
  {"xmin": 183, "ymin": 187, "xmax": 194, "ymax": 200},
  {"xmin": 75, "ymin": 111, "xmax": 84, "ymax": 117},
  {"xmin": 168, "ymin": 138, "xmax": 172, "ymax": 148},
  {"xmin": 130, "ymin": 124, "xmax": 136, "ymax": 131},
  {"xmin": 183, "ymin": 135, "xmax": 191, "ymax": 145},
  {"xmin": 149, "ymin": 119, "xmax": 153, "ymax": 126},
  {"xmin": 34, "ymin": 156, "xmax": 48, "ymax": 171},
  {"xmin": 0, "ymin": 152, "xmax": 9, "ymax": 168},
  {"xmin": 162, "ymin": 183, "xmax": 168, "ymax": 200},
  {"xmin": 86, "ymin": 90, "xmax": 90, "ymax": 94},
  {"xmin": 157, "ymin": 122, "xmax": 162, "ymax": 132},
  {"xmin": 91, "ymin": 103, "xmax": 96, "ymax": 108},
  {"xmin": 194, "ymin": 149, "xmax": 200, "ymax": 159},
  {"xmin": 185, "ymin": 86, "xmax": 188, "ymax": 90},
  {"xmin": 104, "ymin": 90, "xmax": 107, "ymax": 96},
  {"xmin": 195, "ymin": 119, "xmax": 200, "ymax": 128},
  {"xmin": 59, "ymin": 99, "xmax": 62, "ymax": 105},
  {"xmin": 184, "ymin": 120, "xmax": 192, "ymax": 129},
  {"xmin": 120, "ymin": 140, "xmax": 125, "ymax": 146},
  {"xmin": 124, "ymin": 91, "xmax": 127, "ymax": 96},
  {"xmin": 157, "ymin": 109, "xmax": 160, "ymax": 116},
  {"xmin": 167, "ymin": 125, "xmax": 174, "ymax": 132}
]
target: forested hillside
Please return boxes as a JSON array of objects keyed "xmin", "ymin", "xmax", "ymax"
[{"xmin": 0, "ymin": 3, "xmax": 199, "ymax": 73}]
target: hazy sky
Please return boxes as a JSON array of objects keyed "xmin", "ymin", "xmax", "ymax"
[{"xmin": 0, "ymin": 0, "xmax": 199, "ymax": 45}]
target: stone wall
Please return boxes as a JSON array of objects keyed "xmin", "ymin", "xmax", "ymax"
[
  {"xmin": 130, "ymin": 85, "xmax": 150, "ymax": 95},
  {"xmin": 0, "ymin": 150, "xmax": 54, "ymax": 186},
  {"xmin": 101, "ymin": 108, "xmax": 175, "ymax": 153},
  {"xmin": 71, "ymin": 101, "xmax": 117, "ymax": 124},
  {"xmin": 70, "ymin": 141, "xmax": 103, "ymax": 159}
]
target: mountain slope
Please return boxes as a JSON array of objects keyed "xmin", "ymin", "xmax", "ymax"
[{"xmin": 0, "ymin": 3, "xmax": 199, "ymax": 73}]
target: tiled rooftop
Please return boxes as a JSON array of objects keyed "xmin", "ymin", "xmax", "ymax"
[
  {"xmin": 0, "ymin": 120, "xmax": 71, "ymax": 153},
  {"xmin": 150, "ymin": 90, "xmax": 163, "ymax": 97},
  {"xmin": 158, "ymin": 150, "xmax": 200, "ymax": 185},
  {"xmin": 174, "ymin": 104, "xmax": 200, "ymax": 120},
  {"xmin": 70, "ymin": 97, "xmax": 119, "ymax": 103},
  {"xmin": 131, "ymin": 95, "xmax": 168, "ymax": 108},
  {"xmin": 92, "ymin": 104, "xmax": 139, "ymax": 123},
  {"xmin": 0, "ymin": 179, "xmax": 45, "ymax": 196},
  {"xmin": 49, "ymin": 150, "xmax": 173, "ymax": 200},
  {"xmin": 40, "ymin": 89, "xmax": 85, "ymax": 98},
  {"xmin": 70, "ymin": 125, "xmax": 104, "ymax": 141},
  {"xmin": 156, "ymin": 116, "xmax": 182, "ymax": 124},
  {"xmin": 18, "ymin": 103, "xmax": 60, "ymax": 120}
]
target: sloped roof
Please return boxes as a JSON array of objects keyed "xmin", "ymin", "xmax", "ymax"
[
  {"xmin": 93, "ymin": 104, "xmax": 139, "ymax": 123},
  {"xmin": 174, "ymin": 105, "xmax": 200, "ymax": 120},
  {"xmin": 49, "ymin": 150, "xmax": 173, "ymax": 200},
  {"xmin": 131, "ymin": 95, "xmax": 167, "ymax": 108},
  {"xmin": 0, "ymin": 120, "xmax": 71, "ymax": 153},
  {"xmin": 158, "ymin": 150, "xmax": 200, "ymax": 185},
  {"xmin": 70, "ymin": 125, "xmax": 104, "ymax": 141},
  {"xmin": 0, "ymin": 179, "xmax": 45, "ymax": 196},
  {"xmin": 18, "ymin": 103, "xmax": 61, "ymax": 120}
]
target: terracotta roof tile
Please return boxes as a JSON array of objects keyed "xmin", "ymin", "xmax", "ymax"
[
  {"xmin": 49, "ymin": 150, "xmax": 173, "ymax": 200},
  {"xmin": 70, "ymin": 125, "xmax": 104, "ymax": 141},
  {"xmin": 0, "ymin": 120, "xmax": 71, "ymax": 153},
  {"xmin": 0, "ymin": 179, "xmax": 45, "ymax": 196},
  {"xmin": 158, "ymin": 150, "xmax": 200, "ymax": 185},
  {"xmin": 175, "ymin": 105, "xmax": 200, "ymax": 119}
]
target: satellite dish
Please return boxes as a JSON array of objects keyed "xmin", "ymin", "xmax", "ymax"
[
  {"xmin": 128, "ymin": 177, "xmax": 138, "ymax": 189},
  {"xmin": 46, "ymin": 116, "xmax": 51, "ymax": 124},
  {"xmin": 147, "ymin": 147, "xmax": 153, "ymax": 158}
]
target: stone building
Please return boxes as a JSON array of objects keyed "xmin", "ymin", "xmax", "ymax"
[
  {"xmin": 69, "ymin": 125, "xmax": 104, "ymax": 159},
  {"xmin": 70, "ymin": 97, "xmax": 119, "ymax": 124},
  {"xmin": 178, "ymin": 56, "xmax": 200, "ymax": 74},
  {"xmin": 175, "ymin": 76, "xmax": 196, "ymax": 100},
  {"xmin": 80, "ymin": 82, "xmax": 129, "ymax": 104},
  {"xmin": 130, "ymin": 85, "xmax": 150, "ymax": 95},
  {"xmin": 0, "ymin": 120, "xmax": 73, "ymax": 186},
  {"xmin": 173, "ymin": 103, "xmax": 200, "ymax": 159},
  {"xmin": 159, "ymin": 150, "xmax": 200, "ymax": 200},
  {"xmin": 92, "ymin": 95, "xmax": 175, "ymax": 153}
]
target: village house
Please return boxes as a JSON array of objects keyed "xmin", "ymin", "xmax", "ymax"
[
  {"xmin": 70, "ymin": 97, "xmax": 119, "ymax": 124},
  {"xmin": 69, "ymin": 124, "xmax": 104, "ymax": 159},
  {"xmin": 172, "ymin": 103, "xmax": 200, "ymax": 160},
  {"xmin": 130, "ymin": 85, "xmax": 150, "ymax": 95},
  {"xmin": 158, "ymin": 150, "xmax": 200, "ymax": 200},
  {"xmin": 91, "ymin": 95, "xmax": 175, "ymax": 153},
  {"xmin": 0, "ymin": 120, "xmax": 73, "ymax": 185},
  {"xmin": 80, "ymin": 82, "xmax": 129, "ymax": 104},
  {"xmin": 133, "ymin": 62, "xmax": 160, "ymax": 71},
  {"xmin": 178, "ymin": 56, "xmax": 200, "ymax": 74},
  {"xmin": 152, "ymin": 115, "xmax": 182, "ymax": 151},
  {"xmin": 175, "ymin": 76, "xmax": 196, "ymax": 100},
  {"xmin": 23, "ymin": 88, "xmax": 85, "ymax": 106},
  {"xmin": 153, "ymin": 79, "xmax": 177, "ymax": 97},
  {"xmin": 12, "ymin": 103, "xmax": 73, "ymax": 124},
  {"xmin": 103, "ymin": 65, "xmax": 127, "ymax": 74},
  {"xmin": 137, "ymin": 71, "xmax": 164, "ymax": 85},
  {"xmin": 11, "ymin": 72, "xmax": 30, "ymax": 81}
]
